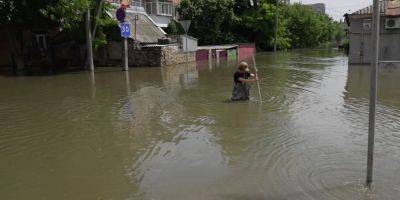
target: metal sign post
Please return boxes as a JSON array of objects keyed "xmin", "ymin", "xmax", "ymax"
[
  {"xmin": 366, "ymin": 0, "xmax": 380, "ymax": 187},
  {"xmin": 179, "ymin": 20, "xmax": 191, "ymax": 52},
  {"xmin": 121, "ymin": 22, "xmax": 131, "ymax": 71}
]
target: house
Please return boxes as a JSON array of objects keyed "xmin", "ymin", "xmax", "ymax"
[
  {"xmin": 108, "ymin": 0, "xmax": 178, "ymax": 28},
  {"xmin": 0, "ymin": 27, "xmax": 62, "ymax": 70},
  {"xmin": 104, "ymin": 0, "xmax": 197, "ymax": 67},
  {"xmin": 345, "ymin": 0, "xmax": 400, "ymax": 64}
]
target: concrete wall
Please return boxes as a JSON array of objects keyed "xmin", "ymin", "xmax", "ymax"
[
  {"xmin": 128, "ymin": 45, "xmax": 163, "ymax": 67},
  {"xmin": 162, "ymin": 44, "xmax": 196, "ymax": 66},
  {"xmin": 349, "ymin": 16, "xmax": 400, "ymax": 64},
  {"xmin": 168, "ymin": 35, "xmax": 198, "ymax": 52},
  {"xmin": 129, "ymin": 44, "xmax": 195, "ymax": 67},
  {"xmin": 99, "ymin": 42, "xmax": 195, "ymax": 67},
  {"xmin": 181, "ymin": 35, "xmax": 198, "ymax": 52}
]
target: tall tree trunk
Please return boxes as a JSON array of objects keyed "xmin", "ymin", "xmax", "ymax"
[
  {"xmin": 92, "ymin": 0, "xmax": 104, "ymax": 38},
  {"xmin": 85, "ymin": 0, "xmax": 104, "ymax": 68},
  {"xmin": 5, "ymin": 26, "xmax": 24, "ymax": 73}
]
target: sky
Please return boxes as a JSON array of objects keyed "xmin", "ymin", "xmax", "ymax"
[{"xmin": 292, "ymin": 0, "xmax": 373, "ymax": 21}]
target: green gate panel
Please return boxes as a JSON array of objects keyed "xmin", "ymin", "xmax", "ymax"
[{"xmin": 228, "ymin": 49, "xmax": 237, "ymax": 60}]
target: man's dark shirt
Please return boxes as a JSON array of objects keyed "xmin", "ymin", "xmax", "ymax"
[{"xmin": 234, "ymin": 72, "xmax": 251, "ymax": 84}]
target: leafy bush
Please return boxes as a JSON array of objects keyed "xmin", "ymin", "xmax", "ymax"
[{"xmin": 165, "ymin": 19, "xmax": 185, "ymax": 35}]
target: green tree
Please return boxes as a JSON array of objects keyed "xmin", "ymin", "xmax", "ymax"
[
  {"xmin": 178, "ymin": 0, "xmax": 339, "ymax": 50},
  {"xmin": 236, "ymin": 2, "xmax": 291, "ymax": 50},
  {"xmin": 165, "ymin": 19, "xmax": 185, "ymax": 35},
  {"xmin": 177, "ymin": 0, "xmax": 238, "ymax": 45},
  {"xmin": 1, "ymin": 0, "xmax": 115, "ymax": 68},
  {"xmin": 1, "ymin": 0, "xmax": 59, "ymax": 68},
  {"xmin": 285, "ymin": 3, "xmax": 335, "ymax": 48},
  {"xmin": 333, "ymin": 21, "xmax": 345, "ymax": 45},
  {"xmin": 43, "ymin": 0, "xmax": 117, "ymax": 49}
]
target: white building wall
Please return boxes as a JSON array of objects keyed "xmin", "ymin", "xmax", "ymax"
[{"xmin": 181, "ymin": 35, "xmax": 198, "ymax": 52}]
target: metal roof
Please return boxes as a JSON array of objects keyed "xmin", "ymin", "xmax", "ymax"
[
  {"xmin": 197, "ymin": 45, "xmax": 238, "ymax": 50},
  {"xmin": 141, "ymin": 44, "xmax": 177, "ymax": 48},
  {"xmin": 350, "ymin": 0, "xmax": 390, "ymax": 16}
]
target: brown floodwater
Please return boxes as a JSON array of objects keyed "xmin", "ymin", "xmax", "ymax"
[{"xmin": 1, "ymin": 49, "xmax": 400, "ymax": 200}]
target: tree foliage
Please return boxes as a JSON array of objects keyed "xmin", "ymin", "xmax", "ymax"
[
  {"xmin": 0, "ymin": 0, "xmax": 57, "ymax": 28},
  {"xmin": 41, "ymin": 0, "xmax": 92, "ymax": 29},
  {"xmin": 177, "ymin": 0, "xmax": 238, "ymax": 45},
  {"xmin": 284, "ymin": 4, "xmax": 335, "ymax": 48},
  {"xmin": 1, "ymin": 0, "xmax": 116, "ymax": 69},
  {"xmin": 178, "ymin": 0, "xmax": 343, "ymax": 50},
  {"xmin": 165, "ymin": 19, "xmax": 185, "ymax": 35},
  {"xmin": 236, "ymin": 2, "xmax": 291, "ymax": 50},
  {"xmin": 1, "ymin": 0, "xmax": 117, "ymax": 52}
]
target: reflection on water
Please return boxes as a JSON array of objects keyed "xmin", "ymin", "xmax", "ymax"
[{"xmin": 1, "ymin": 49, "xmax": 400, "ymax": 199}]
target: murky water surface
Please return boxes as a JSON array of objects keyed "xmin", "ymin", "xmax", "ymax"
[{"xmin": 1, "ymin": 49, "xmax": 400, "ymax": 199}]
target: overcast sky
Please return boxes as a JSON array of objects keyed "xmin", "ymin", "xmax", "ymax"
[{"xmin": 292, "ymin": 0, "xmax": 373, "ymax": 21}]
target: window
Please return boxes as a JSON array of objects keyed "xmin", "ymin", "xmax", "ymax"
[
  {"xmin": 35, "ymin": 34, "xmax": 47, "ymax": 50},
  {"xmin": 157, "ymin": 1, "xmax": 173, "ymax": 16}
]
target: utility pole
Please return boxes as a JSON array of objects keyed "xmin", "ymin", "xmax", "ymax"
[
  {"xmin": 274, "ymin": 0, "xmax": 279, "ymax": 52},
  {"xmin": 86, "ymin": 9, "xmax": 94, "ymax": 71},
  {"xmin": 366, "ymin": 0, "xmax": 380, "ymax": 187},
  {"xmin": 135, "ymin": 14, "xmax": 139, "ymax": 41}
]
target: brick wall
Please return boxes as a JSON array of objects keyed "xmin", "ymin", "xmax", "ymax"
[
  {"xmin": 161, "ymin": 45, "xmax": 196, "ymax": 66},
  {"xmin": 103, "ymin": 42, "xmax": 195, "ymax": 67}
]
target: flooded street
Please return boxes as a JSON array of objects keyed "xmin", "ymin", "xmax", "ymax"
[{"xmin": 1, "ymin": 49, "xmax": 400, "ymax": 199}]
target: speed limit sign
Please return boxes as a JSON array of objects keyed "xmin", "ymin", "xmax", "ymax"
[{"xmin": 121, "ymin": 22, "xmax": 131, "ymax": 38}]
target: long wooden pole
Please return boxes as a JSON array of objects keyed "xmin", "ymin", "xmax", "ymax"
[
  {"xmin": 253, "ymin": 56, "xmax": 262, "ymax": 102},
  {"xmin": 366, "ymin": 0, "xmax": 380, "ymax": 187}
]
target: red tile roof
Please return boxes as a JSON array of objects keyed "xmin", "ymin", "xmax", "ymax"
[
  {"xmin": 351, "ymin": 0, "xmax": 387, "ymax": 15},
  {"xmin": 386, "ymin": 0, "xmax": 400, "ymax": 16},
  {"xmin": 350, "ymin": 0, "xmax": 400, "ymax": 16}
]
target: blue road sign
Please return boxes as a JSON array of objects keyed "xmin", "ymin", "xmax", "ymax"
[{"xmin": 121, "ymin": 23, "xmax": 131, "ymax": 38}]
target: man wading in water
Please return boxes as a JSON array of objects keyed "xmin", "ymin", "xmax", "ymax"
[{"xmin": 231, "ymin": 62, "xmax": 259, "ymax": 101}]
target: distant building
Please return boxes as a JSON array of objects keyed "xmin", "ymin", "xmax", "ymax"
[
  {"xmin": 108, "ymin": 0, "xmax": 178, "ymax": 28},
  {"xmin": 306, "ymin": 3, "xmax": 326, "ymax": 14},
  {"xmin": 345, "ymin": 0, "xmax": 400, "ymax": 64},
  {"xmin": 105, "ymin": 0, "xmax": 197, "ymax": 67}
]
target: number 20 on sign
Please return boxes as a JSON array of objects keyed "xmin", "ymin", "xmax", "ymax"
[{"xmin": 121, "ymin": 23, "xmax": 131, "ymax": 38}]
